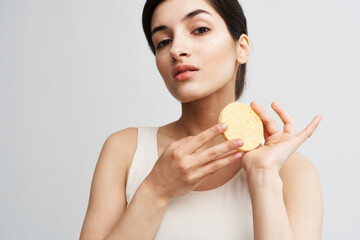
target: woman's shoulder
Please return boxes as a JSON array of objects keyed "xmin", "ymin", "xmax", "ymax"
[
  {"xmin": 279, "ymin": 152, "xmax": 322, "ymax": 199},
  {"xmin": 103, "ymin": 127, "xmax": 139, "ymax": 177},
  {"xmin": 106, "ymin": 127, "xmax": 138, "ymax": 151},
  {"xmin": 279, "ymin": 153, "xmax": 323, "ymax": 234},
  {"xmin": 107, "ymin": 127, "xmax": 138, "ymax": 143},
  {"xmin": 280, "ymin": 152, "xmax": 319, "ymax": 179}
]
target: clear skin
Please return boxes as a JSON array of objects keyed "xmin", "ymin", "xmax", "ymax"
[{"xmin": 79, "ymin": 0, "xmax": 323, "ymax": 239}]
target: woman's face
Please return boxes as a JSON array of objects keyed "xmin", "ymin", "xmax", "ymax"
[{"xmin": 151, "ymin": 0, "xmax": 242, "ymax": 103}]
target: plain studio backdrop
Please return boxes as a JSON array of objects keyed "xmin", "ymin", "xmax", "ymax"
[{"xmin": 1, "ymin": 0, "xmax": 359, "ymax": 239}]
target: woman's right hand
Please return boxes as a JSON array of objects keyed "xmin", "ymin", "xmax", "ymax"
[{"xmin": 143, "ymin": 123, "xmax": 244, "ymax": 202}]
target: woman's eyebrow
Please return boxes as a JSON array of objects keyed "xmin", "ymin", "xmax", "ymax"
[
  {"xmin": 181, "ymin": 9, "xmax": 211, "ymax": 22},
  {"xmin": 151, "ymin": 9, "xmax": 212, "ymax": 36}
]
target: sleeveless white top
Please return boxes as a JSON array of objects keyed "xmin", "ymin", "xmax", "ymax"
[{"xmin": 126, "ymin": 127, "xmax": 254, "ymax": 239}]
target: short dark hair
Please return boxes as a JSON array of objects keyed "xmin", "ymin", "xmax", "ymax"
[{"xmin": 142, "ymin": 0, "xmax": 248, "ymax": 100}]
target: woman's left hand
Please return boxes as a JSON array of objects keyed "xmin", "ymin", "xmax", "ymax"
[{"xmin": 240, "ymin": 101, "xmax": 322, "ymax": 175}]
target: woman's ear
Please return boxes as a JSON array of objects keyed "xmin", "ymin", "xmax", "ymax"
[{"xmin": 236, "ymin": 34, "xmax": 250, "ymax": 64}]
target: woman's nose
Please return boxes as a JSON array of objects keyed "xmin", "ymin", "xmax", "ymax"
[{"xmin": 169, "ymin": 39, "xmax": 191, "ymax": 61}]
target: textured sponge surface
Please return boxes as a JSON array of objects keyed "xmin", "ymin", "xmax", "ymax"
[{"xmin": 219, "ymin": 102, "xmax": 264, "ymax": 152}]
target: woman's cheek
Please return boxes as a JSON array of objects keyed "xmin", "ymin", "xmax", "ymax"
[
  {"xmin": 202, "ymin": 32, "xmax": 233, "ymax": 61},
  {"xmin": 156, "ymin": 55, "xmax": 169, "ymax": 80},
  {"xmin": 204, "ymin": 32, "xmax": 235, "ymax": 66},
  {"xmin": 209, "ymin": 31, "xmax": 225, "ymax": 45}
]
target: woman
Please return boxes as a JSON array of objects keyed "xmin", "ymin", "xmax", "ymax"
[{"xmin": 80, "ymin": 0, "xmax": 323, "ymax": 239}]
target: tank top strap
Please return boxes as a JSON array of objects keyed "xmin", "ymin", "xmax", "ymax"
[{"xmin": 126, "ymin": 126, "xmax": 159, "ymax": 205}]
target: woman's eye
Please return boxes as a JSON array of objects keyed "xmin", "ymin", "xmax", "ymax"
[
  {"xmin": 193, "ymin": 27, "xmax": 210, "ymax": 35},
  {"xmin": 156, "ymin": 39, "xmax": 172, "ymax": 49}
]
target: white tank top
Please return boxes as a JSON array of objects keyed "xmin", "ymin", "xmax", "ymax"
[{"xmin": 126, "ymin": 127, "xmax": 254, "ymax": 239}]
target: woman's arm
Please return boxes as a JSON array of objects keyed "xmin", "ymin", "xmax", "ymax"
[
  {"xmin": 280, "ymin": 153, "xmax": 323, "ymax": 239},
  {"xmin": 241, "ymin": 102, "xmax": 323, "ymax": 240},
  {"xmin": 247, "ymin": 168, "xmax": 293, "ymax": 240},
  {"xmin": 80, "ymin": 124, "xmax": 245, "ymax": 240},
  {"xmin": 79, "ymin": 128, "xmax": 170, "ymax": 240},
  {"xmin": 103, "ymin": 181, "xmax": 171, "ymax": 240},
  {"xmin": 248, "ymin": 154, "xmax": 323, "ymax": 240}
]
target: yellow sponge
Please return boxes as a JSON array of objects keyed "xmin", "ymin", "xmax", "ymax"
[{"xmin": 219, "ymin": 102, "xmax": 263, "ymax": 152}]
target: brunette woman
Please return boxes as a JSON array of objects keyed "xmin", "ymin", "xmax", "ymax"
[{"xmin": 80, "ymin": 0, "xmax": 323, "ymax": 239}]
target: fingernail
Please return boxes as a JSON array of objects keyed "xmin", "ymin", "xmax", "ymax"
[
  {"xmin": 233, "ymin": 139, "xmax": 243, "ymax": 147},
  {"xmin": 235, "ymin": 152, "xmax": 242, "ymax": 159},
  {"xmin": 219, "ymin": 123, "xmax": 228, "ymax": 131}
]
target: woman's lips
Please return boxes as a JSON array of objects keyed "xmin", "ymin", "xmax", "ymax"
[
  {"xmin": 172, "ymin": 64, "xmax": 199, "ymax": 82},
  {"xmin": 174, "ymin": 69, "xmax": 198, "ymax": 81}
]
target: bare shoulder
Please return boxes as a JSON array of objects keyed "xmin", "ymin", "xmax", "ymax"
[
  {"xmin": 104, "ymin": 127, "xmax": 138, "ymax": 171},
  {"xmin": 279, "ymin": 152, "xmax": 322, "ymax": 202},
  {"xmin": 279, "ymin": 152, "xmax": 323, "ymax": 239},
  {"xmin": 279, "ymin": 152, "xmax": 320, "ymax": 183},
  {"xmin": 98, "ymin": 127, "xmax": 139, "ymax": 181},
  {"xmin": 80, "ymin": 127, "xmax": 138, "ymax": 240},
  {"xmin": 106, "ymin": 127, "xmax": 138, "ymax": 150}
]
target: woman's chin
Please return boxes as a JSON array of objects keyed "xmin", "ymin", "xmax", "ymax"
[{"xmin": 172, "ymin": 91, "xmax": 213, "ymax": 103}]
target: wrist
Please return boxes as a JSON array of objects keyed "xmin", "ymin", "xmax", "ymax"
[
  {"xmin": 139, "ymin": 177, "xmax": 172, "ymax": 206},
  {"xmin": 246, "ymin": 168, "xmax": 283, "ymax": 189}
]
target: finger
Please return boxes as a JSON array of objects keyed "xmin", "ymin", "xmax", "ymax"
[
  {"xmin": 251, "ymin": 101, "xmax": 279, "ymax": 135},
  {"xmin": 182, "ymin": 123, "xmax": 228, "ymax": 154},
  {"xmin": 195, "ymin": 138, "xmax": 244, "ymax": 166},
  {"xmin": 293, "ymin": 114, "xmax": 322, "ymax": 149},
  {"xmin": 199, "ymin": 151, "xmax": 243, "ymax": 177},
  {"xmin": 168, "ymin": 136, "xmax": 194, "ymax": 150},
  {"xmin": 271, "ymin": 102, "xmax": 295, "ymax": 134},
  {"xmin": 263, "ymin": 126, "xmax": 271, "ymax": 139}
]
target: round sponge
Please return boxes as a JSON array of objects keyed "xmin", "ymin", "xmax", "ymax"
[{"xmin": 219, "ymin": 102, "xmax": 264, "ymax": 152}]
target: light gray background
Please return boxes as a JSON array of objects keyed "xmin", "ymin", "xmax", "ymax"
[{"xmin": 1, "ymin": 0, "xmax": 359, "ymax": 239}]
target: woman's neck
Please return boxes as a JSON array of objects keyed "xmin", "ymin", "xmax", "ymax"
[{"xmin": 175, "ymin": 93, "xmax": 235, "ymax": 137}]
